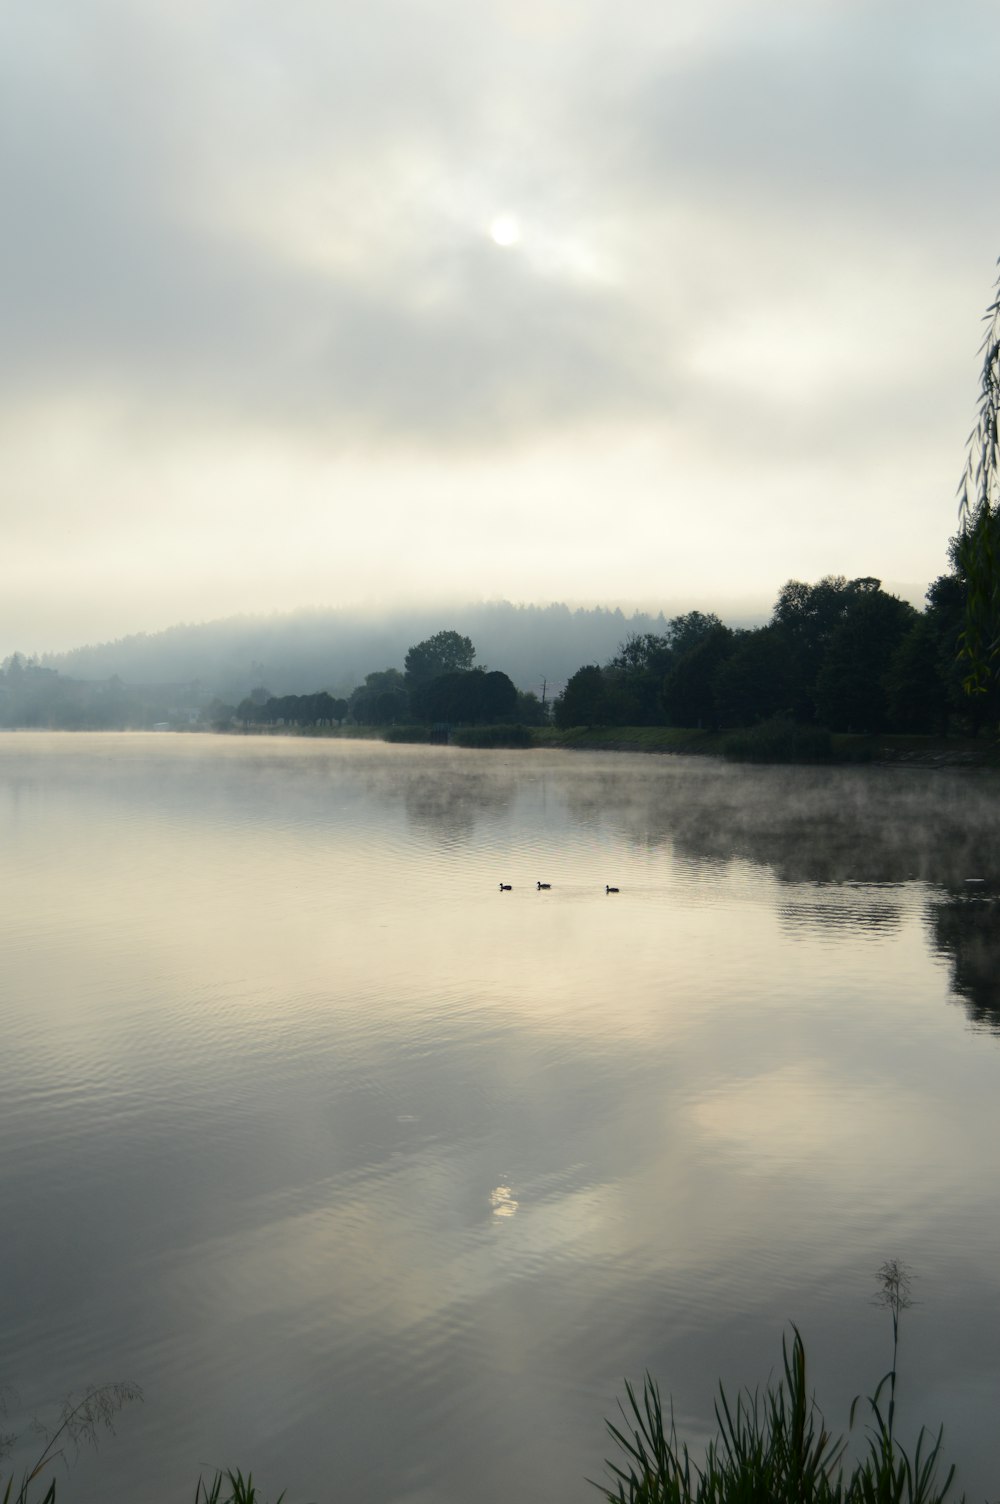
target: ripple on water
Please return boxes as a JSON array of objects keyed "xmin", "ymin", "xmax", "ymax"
[{"xmin": 3, "ymin": 737, "xmax": 1000, "ymax": 1504}]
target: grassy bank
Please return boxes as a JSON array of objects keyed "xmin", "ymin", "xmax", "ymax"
[
  {"xmin": 533, "ymin": 725, "xmax": 725, "ymax": 755},
  {"xmin": 536, "ymin": 724, "xmax": 1000, "ymax": 766},
  {"xmin": 231, "ymin": 721, "xmax": 1000, "ymax": 767}
]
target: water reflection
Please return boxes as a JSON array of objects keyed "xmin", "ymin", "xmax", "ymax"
[
  {"xmin": 489, "ymin": 1185, "xmax": 519, "ymax": 1217},
  {"xmin": 777, "ymin": 895, "xmax": 902, "ymax": 939},
  {"xmin": 928, "ymin": 891, "xmax": 1000, "ymax": 1032},
  {"xmin": 3, "ymin": 737, "xmax": 1000, "ymax": 1504},
  {"xmin": 558, "ymin": 760, "xmax": 1000, "ymax": 888},
  {"xmin": 400, "ymin": 764, "xmax": 518, "ymax": 842}
]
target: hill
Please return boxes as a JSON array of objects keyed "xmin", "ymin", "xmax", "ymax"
[{"xmin": 42, "ymin": 601, "xmax": 762, "ymax": 701}]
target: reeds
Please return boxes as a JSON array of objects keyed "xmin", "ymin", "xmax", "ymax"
[
  {"xmin": 721, "ymin": 717, "xmax": 835, "ymax": 764},
  {"xmin": 600, "ymin": 1325, "xmax": 958, "ymax": 1504},
  {"xmin": 194, "ymin": 1469, "xmax": 286, "ymax": 1504},
  {"xmin": 0, "ymin": 1382, "xmax": 141, "ymax": 1504}
]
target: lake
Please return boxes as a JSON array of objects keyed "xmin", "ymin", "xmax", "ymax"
[{"xmin": 1, "ymin": 733, "xmax": 999, "ymax": 1502}]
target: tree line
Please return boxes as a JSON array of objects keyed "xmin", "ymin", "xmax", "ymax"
[
  {"xmin": 554, "ymin": 553, "xmax": 995, "ymax": 737},
  {"xmin": 2, "ymin": 549, "xmax": 990, "ymax": 739},
  {"xmin": 234, "ymin": 630, "xmax": 547, "ymax": 731}
]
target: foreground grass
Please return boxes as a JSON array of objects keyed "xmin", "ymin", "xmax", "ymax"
[
  {"xmin": 193, "ymin": 1471, "xmax": 287, "ymax": 1503},
  {"xmin": 3, "ymin": 1333, "xmax": 963, "ymax": 1504},
  {"xmin": 0, "ymin": 1267, "xmax": 968, "ymax": 1503},
  {"xmin": 601, "ymin": 1327, "xmax": 958, "ymax": 1504}
]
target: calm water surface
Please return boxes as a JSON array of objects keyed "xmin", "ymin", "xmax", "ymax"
[{"xmin": 2, "ymin": 734, "xmax": 1000, "ymax": 1502}]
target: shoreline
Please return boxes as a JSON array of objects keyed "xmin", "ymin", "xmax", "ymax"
[
  {"xmin": 234, "ymin": 722, "xmax": 1000, "ymax": 768},
  {"xmin": 532, "ymin": 726, "xmax": 1000, "ymax": 767}
]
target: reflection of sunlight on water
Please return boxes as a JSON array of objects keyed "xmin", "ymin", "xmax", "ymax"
[
  {"xmin": 689, "ymin": 1063, "xmax": 932, "ymax": 1174},
  {"xmin": 490, "ymin": 1185, "xmax": 518, "ymax": 1217},
  {"xmin": 6, "ymin": 737, "xmax": 1000, "ymax": 1504}
]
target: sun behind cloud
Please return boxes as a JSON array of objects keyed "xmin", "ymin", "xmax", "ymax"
[{"xmin": 489, "ymin": 214, "xmax": 521, "ymax": 247}]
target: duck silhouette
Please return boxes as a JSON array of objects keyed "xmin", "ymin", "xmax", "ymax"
[
  {"xmin": 499, "ymin": 883, "xmax": 512, "ymax": 891},
  {"xmin": 536, "ymin": 881, "xmax": 552, "ymax": 890},
  {"xmin": 605, "ymin": 885, "xmax": 619, "ymax": 893}
]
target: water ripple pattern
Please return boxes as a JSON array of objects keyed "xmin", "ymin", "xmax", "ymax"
[{"xmin": 2, "ymin": 734, "xmax": 1000, "ymax": 1503}]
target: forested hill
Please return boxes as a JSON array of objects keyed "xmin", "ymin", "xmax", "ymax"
[{"xmin": 43, "ymin": 602, "xmax": 761, "ymax": 701}]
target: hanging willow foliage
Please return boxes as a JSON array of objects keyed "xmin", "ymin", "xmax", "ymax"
[{"xmin": 957, "ymin": 260, "xmax": 1000, "ymax": 693}]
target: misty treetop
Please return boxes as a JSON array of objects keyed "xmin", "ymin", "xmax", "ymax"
[
  {"xmin": 403, "ymin": 630, "xmax": 476, "ymax": 686},
  {"xmin": 38, "ymin": 601, "xmax": 672, "ymax": 703},
  {"xmin": 345, "ymin": 668, "xmax": 409, "ymax": 726},
  {"xmin": 233, "ymin": 690, "xmax": 350, "ymax": 729}
]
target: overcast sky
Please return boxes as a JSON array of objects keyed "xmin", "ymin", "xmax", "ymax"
[{"xmin": 3, "ymin": 0, "xmax": 998, "ymax": 655}]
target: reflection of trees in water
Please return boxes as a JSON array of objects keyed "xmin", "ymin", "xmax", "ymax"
[
  {"xmin": 562, "ymin": 762, "xmax": 1000, "ymax": 888},
  {"xmin": 400, "ymin": 769, "xmax": 517, "ymax": 841},
  {"xmin": 777, "ymin": 896, "xmax": 902, "ymax": 938},
  {"xmin": 927, "ymin": 893, "xmax": 1000, "ymax": 1032}
]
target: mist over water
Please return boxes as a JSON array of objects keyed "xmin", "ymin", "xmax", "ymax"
[{"xmin": 2, "ymin": 734, "xmax": 999, "ymax": 1503}]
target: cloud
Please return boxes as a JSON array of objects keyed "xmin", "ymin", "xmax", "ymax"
[
  {"xmin": 0, "ymin": 0, "xmax": 679, "ymax": 443},
  {"xmin": 1, "ymin": 0, "xmax": 997, "ymax": 650}
]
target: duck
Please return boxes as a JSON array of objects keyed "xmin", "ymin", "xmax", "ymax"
[
  {"xmin": 499, "ymin": 882, "xmax": 512, "ymax": 891},
  {"xmin": 605, "ymin": 885, "xmax": 619, "ymax": 893},
  {"xmin": 536, "ymin": 881, "xmax": 552, "ymax": 890}
]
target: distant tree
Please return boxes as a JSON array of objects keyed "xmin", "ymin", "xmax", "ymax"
[
  {"xmin": 607, "ymin": 632, "xmax": 674, "ymax": 677},
  {"xmin": 554, "ymin": 665, "xmax": 612, "ymax": 728},
  {"xmin": 713, "ymin": 626, "xmax": 797, "ymax": 728},
  {"xmin": 771, "ymin": 576, "xmax": 878, "ymax": 721},
  {"xmin": 201, "ymin": 698, "xmax": 236, "ymax": 730},
  {"xmin": 349, "ymin": 668, "xmax": 409, "ymax": 725},
  {"xmin": 661, "ymin": 625, "xmax": 734, "ymax": 728},
  {"xmin": 404, "ymin": 631, "xmax": 476, "ymax": 689},
  {"xmin": 665, "ymin": 611, "xmax": 725, "ymax": 659},
  {"xmin": 605, "ymin": 633, "xmax": 672, "ymax": 725},
  {"xmin": 602, "ymin": 616, "xmax": 725, "ymax": 728},
  {"xmin": 416, "ymin": 668, "xmax": 518, "ymax": 725},
  {"xmin": 813, "ymin": 584, "xmax": 917, "ymax": 732},
  {"xmin": 2, "ymin": 652, "xmax": 27, "ymax": 679},
  {"xmin": 514, "ymin": 690, "xmax": 548, "ymax": 726},
  {"xmin": 476, "ymin": 670, "xmax": 518, "ymax": 722},
  {"xmin": 885, "ymin": 617, "xmax": 950, "ymax": 733}
]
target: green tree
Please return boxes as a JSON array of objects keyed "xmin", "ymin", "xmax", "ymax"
[
  {"xmin": 417, "ymin": 668, "xmax": 517, "ymax": 724},
  {"xmin": 514, "ymin": 689, "xmax": 548, "ymax": 726},
  {"xmin": 348, "ymin": 668, "xmax": 409, "ymax": 724},
  {"xmin": 404, "ymin": 631, "xmax": 476, "ymax": 689},
  {"xmin": 662, "ymin": 625, "xmax": 734, "ymax": 728},
  {"xmin": 813, "ymin": 584, "xmax": 916, "ymax": 732},
  {"xmin": 885, "ymin": 616, "xmax": 950, "ymax": 733},
  {"xmin": 602, "ymin": 616, "xmax": 726, "ymax": 727},
  {"xmin": 713, "ymin": 625, "xmax": 796, "ymax": 728},
  {"xmin": 554, "ymin": 665, "xmax": 610, "ymax": 728},
  {"xmin": 665, "ymin": 610, "xmax": 725, "ymax": 658},
  {"xmin": 607, "ymin": 631, "xmax": 674, "ymax": 677},
  {"xmin": 957, "ymin": 261, "xmax": 1000, "ymax": 691}
]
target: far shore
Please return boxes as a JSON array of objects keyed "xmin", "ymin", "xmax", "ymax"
[{"xmin": 224, "ymin": 721, "xmax": 1000, "ymax": 768}]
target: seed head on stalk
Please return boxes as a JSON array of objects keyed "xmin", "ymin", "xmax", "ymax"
[{"xmin": 873, "ymin": 1258, "xmax": 913, "ymax": 1443}]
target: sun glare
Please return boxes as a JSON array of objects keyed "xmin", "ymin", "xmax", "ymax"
[{"xmin": 489, "ymin": 214, "xmax": 521, "ymax": 247}]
